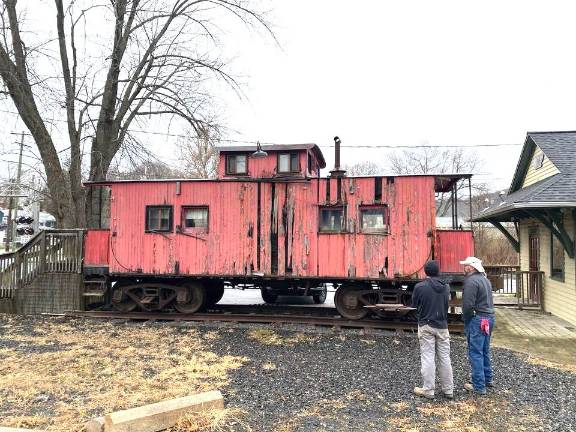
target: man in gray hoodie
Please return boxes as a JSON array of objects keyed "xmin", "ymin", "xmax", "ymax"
[
  {"xmin": 460, "ymin": 256, "xmax": 495, "ymax": 395},
  {"xmin": 412, "ymin": 260, "xmax": 454, "ymax": 399}
]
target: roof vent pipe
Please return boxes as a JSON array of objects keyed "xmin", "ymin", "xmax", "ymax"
[{"xmin": 330, "ymin": 136, "xmax": 346, "ymax": 177}]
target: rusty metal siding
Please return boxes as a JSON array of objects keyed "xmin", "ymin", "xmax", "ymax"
[
  {"xmin": 434, "ymin": 230, "xmax": 475, "ymax": 273},
  {"xmin": 106, "ymin": 175, "xmax": 441, "ymax": 280},
  {"xmin": 84, "ymin": 229, "xmax": 110, "ymax": 266}
]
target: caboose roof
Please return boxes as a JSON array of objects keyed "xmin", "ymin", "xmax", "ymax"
[
  {"xmin": 217, "ymin": 143, "xmax": 326, "ymax": 168},
  {"xmin": 84, "ymin": 173, "xmax": 472, "ymax": 190}
]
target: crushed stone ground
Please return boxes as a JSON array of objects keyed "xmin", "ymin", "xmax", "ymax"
[{"xmin": 0, "ymin": 315, "xmax": 574, "ymax": 431}]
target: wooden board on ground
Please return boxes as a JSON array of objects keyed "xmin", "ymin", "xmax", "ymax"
[{"xmin": 104, "ymin": 390, "xmax": 224, "ymax": 432}]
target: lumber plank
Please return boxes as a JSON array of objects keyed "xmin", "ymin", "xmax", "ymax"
[{"xmin": 104, "ymin": 390, "xmax": 224, "ymax": 432}]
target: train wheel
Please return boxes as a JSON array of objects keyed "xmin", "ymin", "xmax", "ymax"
[
  {"xmin": 312, "ymin": 285, "xmax": 328, "ymax": 304},
  {"xmin": 175, "ymin": 283, "xmax": 206, "ymax": 313},
  {"xmin": 205, "ymin": 282, "xmax": 225, "ymax": 307},
  {"xmin": 111, "ymin": 280, "xmax": 138, "ymax": 312},
  {"xmin": 334, "ymin": 285, "xmax": 369, "ymax": 320},
  {"xmin": 113, "ymin": 297, "xmax": 138, "ymax": 313},
  {"xmin": 261, "ymin": 288, "xmax": 278, "ymax": 304}
]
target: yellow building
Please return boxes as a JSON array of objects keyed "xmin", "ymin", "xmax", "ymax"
[{"xmin": 474, "ymin": 131, "xmax": 576, "ymax": 326}]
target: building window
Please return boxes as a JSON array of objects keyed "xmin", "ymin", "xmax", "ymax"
[
  {"xmin": 532, "ymin": 152, "xmax": 545, "ymax": 170},
  {"xmin": 146, "ymin": 206, "xmax": 173, "ymax": 232},
  {"xmin": 319, "ymin": 206, "xmax": 345, "ymax": 233},
  {"xmin": 360, "ymin": 205, "xmax": 389, "ymax": 234},
  {"xmin": 278, "ymin": 152, "xmax": 300, "ymax": 173},
  {"xmin": 225, "ymin": 154, "xmax": 248, "ymax": 175},
  {"xmin": 551, "ymin": 231, "xmax": 564, "ymax": 280},
  {"xmin": 182, "ymin": 206, "xmax": 208, "ymax": 232}
]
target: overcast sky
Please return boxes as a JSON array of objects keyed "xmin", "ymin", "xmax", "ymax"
[{"xmin": 2, "ymin": 0, "xmax": 576, "ymax": 192}]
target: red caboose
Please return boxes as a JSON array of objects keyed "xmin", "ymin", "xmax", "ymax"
[{"xmin": 84, "ymin": 140, "xmax": 473, "ymax": 319}]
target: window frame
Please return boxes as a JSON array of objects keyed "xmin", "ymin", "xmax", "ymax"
[
  {"xmin": 145, "ymin": 205, "xmax": 173, "ymax": 233},
  {"xmin": 359, "ymin": 205, "xmax": 390, "ymax": 235},
  {"xmin": 277, "ymin": 152, "xmax": 300, "ymax": 174},
  {"xmin": 318, "ymin": 206, "xmax": 346, "ymax": 233},
  {"xmin": 181, "ymin": 206, "xmax": 209, "ymax": 233},
  {"xmin": 550, "ymin": 230, "xmax": 565, "ymax": 281},
  {"xmin": 225, "ymin": 153, "xmax": 249, "ymax": 176}
]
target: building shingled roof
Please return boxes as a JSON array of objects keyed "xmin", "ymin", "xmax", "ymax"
[{"xmin": 474, "ymin": 131, "xmax": 576, "ymax": 222}]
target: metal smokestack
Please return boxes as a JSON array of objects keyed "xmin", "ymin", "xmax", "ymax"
[
  {"xmin": 334, "ymin": 136, "xmax": 341, "ymax": 171},
  {"xmin": 330, "ymin": 136, "xmax": 346, "ymax": 178}
]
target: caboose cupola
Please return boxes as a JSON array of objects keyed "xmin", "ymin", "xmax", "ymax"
[{"xmin": 217, "ymin": 143, "xmax": 326, "ymax": 179}]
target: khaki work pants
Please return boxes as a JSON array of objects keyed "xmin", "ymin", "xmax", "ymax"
[{"xmin": 418, "ymin": 324, "xmax": 454, "ymax": 396}]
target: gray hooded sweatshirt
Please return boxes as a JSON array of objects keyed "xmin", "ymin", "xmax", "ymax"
[{"xmin": 411, "ymin": 276, "xmax": 450, "ymax": 329}]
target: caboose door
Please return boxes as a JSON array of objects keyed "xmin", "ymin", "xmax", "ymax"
[{"xmin": 268, "ymin": 182, "xmax": 295, "ymax": 275}]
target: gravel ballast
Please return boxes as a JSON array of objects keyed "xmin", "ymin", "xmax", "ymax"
[{"xmin": 1, "ymin": 315, "xmax": 575, "ymax": 431}]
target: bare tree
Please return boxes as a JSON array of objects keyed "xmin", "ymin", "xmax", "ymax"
[
  {"xmin": 0, "ymin": 0, "xmax": 272, "ymax": 227},
  {"xmin": 388, "ymin": 147, "xmax": 485, "ymax": 216},
  {"xmin": 179, "ymin": 128, "xmax": 218, "ymax": 179},
  {"xmin": 109, "ymin": 159, "xmax": 184, "ymax": 180},
  {"xmin": 343, "ymin": 161, "xmax": 384, "ymax": 176}
]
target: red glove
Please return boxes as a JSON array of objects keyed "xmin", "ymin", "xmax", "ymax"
[{"xmin": 480, "ymin": 318, "xmax": 490, "ymax": 335}]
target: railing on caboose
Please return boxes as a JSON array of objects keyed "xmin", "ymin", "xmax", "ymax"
[{"xmin": 0, "ymin": 229, "xmax": 84, "ymax": 299}]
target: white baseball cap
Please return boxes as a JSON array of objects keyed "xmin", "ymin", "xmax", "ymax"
[{"xmin": 459, "ymin": 256, "xmax": 485, "ymax": 273}]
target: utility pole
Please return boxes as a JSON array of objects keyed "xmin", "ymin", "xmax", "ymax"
[{"xmin": 5, "ymin": 132, "xmax": 25, "ymax": 252}]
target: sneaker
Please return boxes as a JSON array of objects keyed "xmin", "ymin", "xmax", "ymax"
[
  {"xmin": 464, "ymin": 383, "xmax": 486, "ymax": 395},
  {"xmin": 413, "ymin": 387, "xmax": 434, "ymax": 399},
  {"xmin": 442, "ymin": 392, "xmax": 454, "ymax": 400}
]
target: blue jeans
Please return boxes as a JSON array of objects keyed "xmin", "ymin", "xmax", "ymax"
[{"xmin": 465, "ymin": 315, "xmax": 495, "ymax": 392}]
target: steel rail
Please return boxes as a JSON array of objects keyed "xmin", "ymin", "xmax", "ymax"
[{"xmin": 65, "ymin": 310, "xmax": 465, "ymax": 333}]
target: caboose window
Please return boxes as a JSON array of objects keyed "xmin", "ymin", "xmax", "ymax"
[
  {"xmin": 360, "ymin": 206, "xmax": 389, "ymax": 234},
  {"xmin": 145, "ymin": 206, "xmax": 173, "ymax": 232},
  {"xmin": 182, "ymin": 206, "xmax": 208, "ymax": 231},
  {"xmin": 278, "ymin": 152, "xmax": 299, "ymax": 173},
  {"xmin": 225, "ymin": 154, "xmax": 248, "ymax": 175},
  {"xmin": 319, "ymin": 207, "xmax": 345, "ymax": 233}
]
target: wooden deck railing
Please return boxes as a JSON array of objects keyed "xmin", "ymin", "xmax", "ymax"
[
  {"xmin": 505, "ymin": 270, "xmax": 544, "ymax": 309},
  {"xmin": 473, "ymin": 265, "xmax": 543, "ymax": 309},
  {"xmin": 484, "ymin": 265, "xmax": 520, "ymax": 294},
  {"xmin": 0, "ymin": 230, "xmax": 84, "ymax": 299}
]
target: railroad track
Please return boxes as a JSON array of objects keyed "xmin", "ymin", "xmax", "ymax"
[{"xmin": 65, "ymin": 308, "xmax": 465, "ymax": 333}]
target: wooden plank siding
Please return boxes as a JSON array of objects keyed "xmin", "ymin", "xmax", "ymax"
[
  {"xmin": 519, "ymin": 215, "xmax": 576, "ymax": 325},
  {"xmin": 434, "ymin": 230, "xmax": 475, "ymax": 273},
  {"xmin": 103, "ymin": 175, "xmax": 465, "ymax": 280},
  {"xmin": 522, "ymin": 146, "xmax": 560, "ymax": 188}
]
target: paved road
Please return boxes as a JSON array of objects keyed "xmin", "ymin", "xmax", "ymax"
[{"xmin": 219, "ymin": 287, "xmax": 336, "ymax": 308}]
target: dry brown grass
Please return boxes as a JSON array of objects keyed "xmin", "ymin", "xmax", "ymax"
[
  {"xmin": 524, "ymin": 355, "xmax": 576, "ymax": 374},
  {"xmin": 169, "ymin": 408, "xmax": 252, "ymax": 432},
  {"xmin": 0, "ymin": 316, "xmax": 247, "ymax": 432},
  {"xmin": 261, "ymin": 362, "xmax": 277, "ymax": 371},
  {"xmin": 246, "ymin": 328, "xmax": 317, "ymax": 346},
  {"xmin": 396, "ymin": 397, "xmax": 541, "ymax": 432}
]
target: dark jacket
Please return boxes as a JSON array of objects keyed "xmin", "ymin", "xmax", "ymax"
[
  {"xmin": 411, "ymin": 277, "xmax": 450, "ymax": 329},
  {"xmin": 462, "ymin": 272, "xmax": 494, "ymax": 322}
]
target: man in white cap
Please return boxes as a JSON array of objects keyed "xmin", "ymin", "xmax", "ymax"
[{"xmin": 460, "ymin": 256, "xmax": 495, "ymax": 395}]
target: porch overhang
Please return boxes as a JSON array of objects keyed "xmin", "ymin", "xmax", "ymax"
[
  {"xmin": 474, "ymin": 205, "xmax": 576, "ymax": 259},
  {"xmin": 473, "ymin": 202, "xmax": 576, "ymax": 223}
]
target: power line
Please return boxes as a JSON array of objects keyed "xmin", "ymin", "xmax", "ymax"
[{"xmin": 0, "ymin": 107, "xmax": 523, "ymax": 148}]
